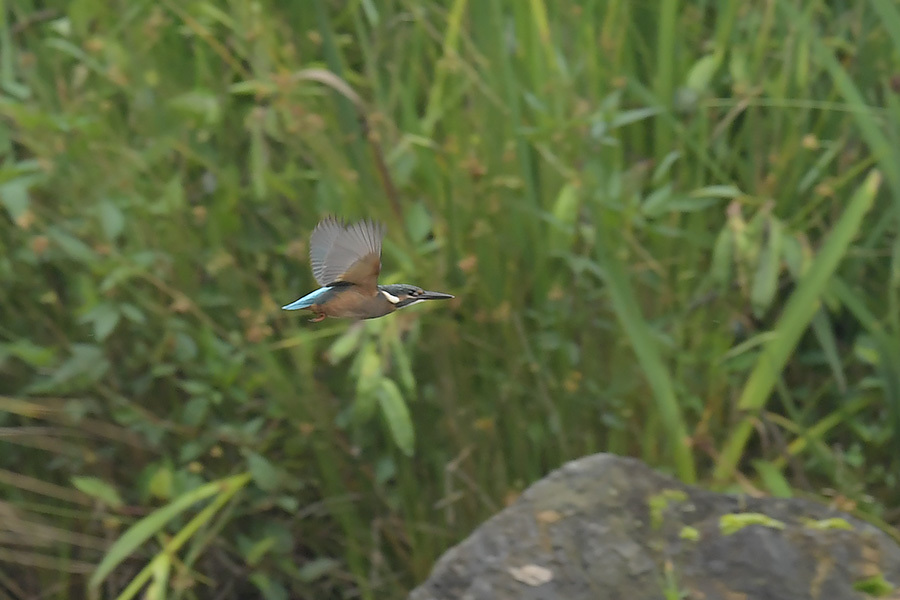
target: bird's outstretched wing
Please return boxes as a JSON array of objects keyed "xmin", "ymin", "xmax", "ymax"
[{"xmin": 309, "ymin": 217, "xmax": 385, "ymax": 292}]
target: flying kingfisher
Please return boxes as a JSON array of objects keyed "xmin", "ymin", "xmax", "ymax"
[{"xmin": 282, "ymin": 217, "xmax": 454, "ymax": 322}]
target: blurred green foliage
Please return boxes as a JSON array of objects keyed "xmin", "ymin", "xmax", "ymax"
[{"xmin": 1, "ymin": 0, "xmax": 899, "ymax": 598}]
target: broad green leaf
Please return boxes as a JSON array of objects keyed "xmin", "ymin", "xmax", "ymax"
[
  {"xmin": 0, "ymin": 339, "xmax": 56, "ymax": 367},
  {"xmin": 374, "ymin": 455, "xmax": 396, "ymax": 485},
  {"xmin": 100, "ymin": 265, "xmax": 145, "ymax": 292},
  {"xmin": 71, "ymin": 476, "xmax": 124, "ymax": 509},
  {"xmin": 168, "ymin": 91, "xmax": 222, "ymax": 126},
  {"xmin": 810, "ymin": 309, "xmax": 847, "ymax": 392},
  {"xmin": 751, "ymin": 218, "xmax": 783, "ymax": 317},
  {"xmin": 244, "ymin": 536, "xmax": 277, "ymax": 566},
  {"xmin": 98, "ymin": 199, "xmax": 125, "ymax": 241},
  {"xmin": 327, "ymin": 325, "xmax": 365, "ymax": 364},
  {"xmin": 181, "ymin": 397, "xmax": 210, "ymax": 427},
  {"xmin": 662, "ymin": 196, "xmax": 724, "ymax": 214},
  {"xmin": 246, "ymin": 452, "xmax": 281, "ymax": 492},
  {"xmin": 354, "ymin": 342, "xmax": 382, "ymax": 402},
  {"xmin": 0, "ymin": 177, "xmax": 33, "ymax": 220},
  {"xmin": 154, "ymin": 176, "xmax": 184, "ymax": 215},
  {"xmin": 642, "ymin": 183, "xmax": 674, "ymax": 218},
  {"xmin": 297, "ymin": 557, "xmax": 340, "ymax": 582},
  {"xmin": 377, "ymin": 379, "xmax": 414, "ymax": 456},
  {"xmin": 685, "ymin": 52, "xmax": 722, "ymax": 92},
  {"xmin": 651, "ymin": 151, "xmax": 680, "ymax": 183},
  {"xmin": 229, "ymin": 79, "xmax": 278, "ymax": 97},
  {"xmin": 781, "ymin": 235, "xmax": 810, "ymax": 278},
  {"xmin": 119, "ymin": 303, "xmax": 146, "ymax": 323},
  {"xmin": 249, "ymin": 574, "xmax": 289, "ymax": 600},
  {"xmin": 147, "ymin": 465, "xmax": 174, "ymax": 501},
  {"xmin": 48, "ymin": 227, "xmax": 96, "ymax": 262},
  {"xmin": 549, "ymin": 182, "xmax": 579, "ymax": 249},
  {"xmin": 689, "ymin": 185, "xmax": 742, "ymax": 198},
  {"xmin": 752, "ymin": 460, "xmax": 793, "ymax": 498},
  {"xmin": 28, "ymin": 344, "xmax": 109, "ymax": 393},
  {"xmin": 390, "ymin": 334, "xmax": 416, "ymax": 396},
  {"xmin": 405, "ymin": 202, "xmax": 433, "ymax": 244},
  {"xmin": 93, "ymin": 308, "xmax": 121, "ymax": 341},
  {"xmin": 710, "ymin": 226, "xmax": 733, "ymax": 288}
]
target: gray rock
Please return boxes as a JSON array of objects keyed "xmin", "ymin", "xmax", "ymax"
[{"xmin": 409, "ymin": 454, "xmax": 900, "ymax": 600}]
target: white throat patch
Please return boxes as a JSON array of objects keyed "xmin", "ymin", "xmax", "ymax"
[{"xmin": 381, "ymin": 289, "xmax": 401, "ymax": 304}]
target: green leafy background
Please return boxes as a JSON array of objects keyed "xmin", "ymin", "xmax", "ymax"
[{"xmin": 1, "ymin": 1, "xmax": 899, "ymax": 598}]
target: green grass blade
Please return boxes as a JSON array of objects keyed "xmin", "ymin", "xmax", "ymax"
[
  {"xmin": 653, "ymin": 0, "xmax": 679, "ymax": 154},
  {"xmin": 781, "ymin": 1, "xmax": 900, "ymax": 204},
  {"xmin": 714, "ymin": 171, "xmax": 881, "ymax": 482},
  {"xmin": 421, "ymin": 0, "xmax": 468, "ymax": 135},
  {"xmin": 110, "ymin": 475, "xmax": 247, "ymax": 600},
  {"xmin": 597, "ymin": 247, "xmax": 697, "ymax": 483},
  {"xmin": 88, "ymin": 473, "xmax": 251, "ymax": 595}
]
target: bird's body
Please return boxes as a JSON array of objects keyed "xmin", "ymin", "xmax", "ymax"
[
  {"xmin": 282, "ymin": 217, "xmax": 453, "ymax": 321},
  {"xmin": 284, "ymin": 283, "xmax": 401, "ymax": 320}
]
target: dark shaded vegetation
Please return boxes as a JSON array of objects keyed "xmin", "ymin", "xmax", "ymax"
[{"xmin": 1, "ymin": 1, "xmax": 899, "ymax": 598}]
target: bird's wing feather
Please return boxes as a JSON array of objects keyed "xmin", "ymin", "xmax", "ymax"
[
  {"xmin": 309, "ymin": 217, "xmax": 384, "ymax": 291},
  {"xmin": 309, "ymin": 217, "xmax": 346, "ymax": 286}
]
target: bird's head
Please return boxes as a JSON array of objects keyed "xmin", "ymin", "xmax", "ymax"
[{"xmin": 379, "ymin": 284, "xmax": 454, "ymax": 308}]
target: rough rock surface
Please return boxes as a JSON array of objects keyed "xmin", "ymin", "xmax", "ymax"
[{"xmin": 408, "ymin": 454, "xmax": 900, "ymax": 600}]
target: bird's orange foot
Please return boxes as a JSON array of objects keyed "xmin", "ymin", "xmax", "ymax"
[{"xmin": 309, "ymin": 313, "xmax": 326, "ymax": 323}]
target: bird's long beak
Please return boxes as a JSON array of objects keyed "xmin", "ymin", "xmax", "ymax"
[{"xmin": 420, "ymin": 290, "xmax": 454, "ymax": 300}]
